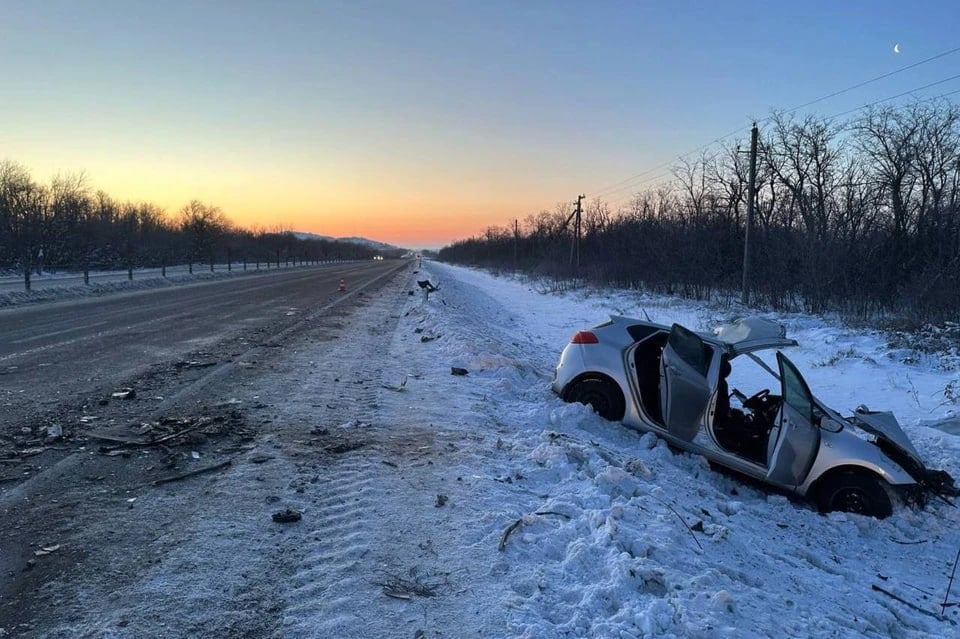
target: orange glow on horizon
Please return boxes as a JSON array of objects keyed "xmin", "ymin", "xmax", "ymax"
[
  {"xmin": 95, "ymin": 180, "xmax": 529, "ymax": 249},
  {"xmin": 8, "ymin": 147, "xmax": 566, "ymax": 250},
  {"xmin": 64, "ymin": 167, "xmax": 546, "ymax": 249}
]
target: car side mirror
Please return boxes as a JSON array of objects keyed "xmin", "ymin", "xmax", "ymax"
[{"xmin": 816, "ymin": 413, "xmax": 843, "ymax": 433}]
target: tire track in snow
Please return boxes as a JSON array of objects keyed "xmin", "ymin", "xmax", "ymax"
[
  {"xmin": 276, "ymin": 282, "xmax": 410, "ymax": 636},
  {"xmin": 283, "ymin": 461, "xmax": 380, "ymax": 634},
  {"xmin": 277, "ymin": 269, "xmax": 523, "ymax": 638}
]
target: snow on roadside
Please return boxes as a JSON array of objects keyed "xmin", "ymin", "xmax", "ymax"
[
  {"xmin": 0, "ymin": 270, "xmax": 242, "ymax": 308},
  {"xmin": 0, "ymin": 263, "xmax": 352, "ymax": 308},
  {"xmin": 399, "ymin": 261, "xmax": 960, "ymax": 638}
]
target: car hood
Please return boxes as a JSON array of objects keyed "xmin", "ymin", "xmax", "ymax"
[{"xmin": 850, "ymin": 408, "xmax": 925, "ymax": 469}]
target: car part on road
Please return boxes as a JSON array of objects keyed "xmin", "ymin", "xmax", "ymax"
[{"xmin": 272, "ymin": 508, "xmax": 302, "ymax": 524}]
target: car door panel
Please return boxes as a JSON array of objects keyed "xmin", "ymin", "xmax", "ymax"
[
  {"xmin": 767, "ymin": 353, "xmax": 820, "ymax": 486},
  {"xmin": 660, "ymin": 324, "xmax": 714, "ymax": 442}
]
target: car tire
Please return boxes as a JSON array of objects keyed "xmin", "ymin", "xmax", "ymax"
[
  {"xmin": 816, "ymin": 470, "xmax": 893, "ymax": 519},
  {"xmin": 566, "ymin": 378, "xmax": 625, "ymax": 422}
]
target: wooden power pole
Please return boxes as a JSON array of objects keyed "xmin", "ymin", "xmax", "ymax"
[
  {"xmin": 741, "ymin": 123, "xmax": 759, "ymax": 305},
  {"xmin": 570, "ymin": 194, "xmax": 584, "ymax": 273},
  {"xmin": 513, "ymin": 218, "xmax": 519, "ymax": 270}
]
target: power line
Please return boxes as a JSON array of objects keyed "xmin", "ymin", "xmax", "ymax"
[
  {"xmin": 587, "ymin": 44, "xmax": 960, "ymax": 201},
  {"xmin": 824, "ymin": 73, "xmax": 960, "ymax": 120},
  {"xmin": 781, "ymin": 45, "xmax": 960, "ymax": 116},
  {"xmin": 601, "ymin": 81, "xmax": 960, "ymax": 210},
  {"xmin": 605, "ymin": 170, "xmax": 674, "ymax": 209},
  {"xmin": 593, "ymin": 73, "xmax": 960, "ymax": 204},
  {"xmin": 589, "ymin": 125, "xmax": 747, "ymax": 199}
]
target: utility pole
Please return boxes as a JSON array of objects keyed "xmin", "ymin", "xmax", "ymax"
[
  {"xmin": 569, "ymin": 194, "xmax": 584, "ymax": 273},
  {"xmin": 576, "ymin": 194, "xmax": 583, "ymax": 271},
  {"xmin": 513, "ymin": 218, "xmax": 519, "ymax": 271},
  {"xmin": 741, "ymin": 123, "xmax": 758, "ymax": 305}
]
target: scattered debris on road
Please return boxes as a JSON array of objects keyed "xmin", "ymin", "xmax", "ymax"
[
  {"xmin": 151, "ymin": 459, "xmax": 232, "ymax": 487},
  {"xmin": 272, "ymin": 508, "xmax": 302, "ymax": 524},
  {"xmin": 33, "ymin": 544, "xmax": 61, "ymax": 557},
  {"xmin": 110, "ymin": 388, "xmax": 136, "ymax": 400},
  {"xmin": 381, "ymin": 375, "xmax": 409, "ymax": 392},
  {"xmin": 450, "ymin": 367, "xmax": 468, "ymax": 376},
  {"xmin": 324, "ymin": 441, "xmax": 365, "ymax": 455},
  {"xmin": 374, "ymin": 568, "xmax": 441, "ymax": 599},
  {"xmin": 173, "ymin": 359, "xmax": 217, "ymax": 370},
  {"xmin": 90, "ymin": 413, "xmax": 250, "ymax": 453},
  {"xmin": 498, "ymin": 511, "xmax": 572, "ymax": 551},
  {"xmin": 44, "ymin": 424, "xmax": 63, "ymax": 441},
  {"xmin": 416, "ymin": 280, "xmax": 439, "ymax": 293},
  {"xmin": 5, "ymin": 447, "xmax": 48, "ymax": 460}
]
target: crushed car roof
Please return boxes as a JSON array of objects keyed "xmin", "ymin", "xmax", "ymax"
[
  {"xmin": 605, "ymin": 315, "xmax": 797, "ymax": 355},
  {"xmin": 707, "ymin": 317, "xmax": 798, "ymax": 355}
]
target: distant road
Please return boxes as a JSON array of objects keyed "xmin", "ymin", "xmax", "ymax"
[{"xmin": 0, "ymin": 259, "xmax": 408, "ymax": 431}]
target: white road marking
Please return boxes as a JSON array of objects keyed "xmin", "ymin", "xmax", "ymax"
[{"xmin": 9, "ymin": 321, "xmax": 109, "ymax": 345}]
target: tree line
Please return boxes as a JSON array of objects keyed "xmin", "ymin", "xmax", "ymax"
[
  {"xmin": 439, "ymin": 100, "xmax": 960, "ymax": 323},
  {"xmin": 0, "ymin": 161, "xmax": 383, "ymax": 280}
]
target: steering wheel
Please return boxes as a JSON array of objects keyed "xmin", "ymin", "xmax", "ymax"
[{"xmin": 743, "ymin": 389, "xmax": 770, "ymax": 411}]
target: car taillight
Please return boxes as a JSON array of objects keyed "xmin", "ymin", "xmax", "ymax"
[{"xmin": 571, "ymin": 330, "xmax": 599, "ymax": 344}]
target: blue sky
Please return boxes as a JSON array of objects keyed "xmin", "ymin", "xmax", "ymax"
[{"xmin": 1, "ymin": 1, "xmax": 957, "ymax": 246}]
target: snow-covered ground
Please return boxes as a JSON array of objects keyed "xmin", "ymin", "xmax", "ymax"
[
  {"xmin": 14, "ymin": 260, "xmax": 960, "ymax": 638},
  {"xmin": 383, "ymin": 261, "xmax": 960, "ymax": 638}
]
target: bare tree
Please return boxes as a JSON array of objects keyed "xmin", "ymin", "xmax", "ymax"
[
  {"xmin": 853, "ymin": 105, "xmax": 923, "ymax": 241},
  {"xmin": 180, "ymin": 200, "xmax": 229, "ymax": 269},
  {"xmin": 0, "ymin": 161, "xmax": 46, "ymax": 286}
]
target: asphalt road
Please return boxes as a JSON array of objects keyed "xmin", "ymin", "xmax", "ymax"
[
  {"xmin": 0, "ymin": 259, "xmax": 408, "ymax": 435},
  {"xmin": 0, "ymin": 257, "xmax": 417, "ymax": 634}
]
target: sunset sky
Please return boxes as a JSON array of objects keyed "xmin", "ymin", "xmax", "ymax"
[{"xmin": 2, "ymin": 1, "xmax": 957, "ymax": 248}]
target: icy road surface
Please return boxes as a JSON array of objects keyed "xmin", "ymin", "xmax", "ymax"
[{"xmin": 4, "ymin": 261, "xmax": 960, "ymax": 638}]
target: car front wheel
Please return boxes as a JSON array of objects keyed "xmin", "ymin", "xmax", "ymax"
[
  {"xmin": 565, "ymin": 378, "xmax": 625, "ymax": 422},
  {"xmin": 816, "ymin": 470, "xmax": 893, "ymax": 519}
]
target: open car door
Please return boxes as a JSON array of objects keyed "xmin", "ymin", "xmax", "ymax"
[
  {"xmin": 660, "ymin": 324, "xmax": 714, "ymax": 441},
  {"xmin": 766, "ymin": 352, "xmax": 821, "ymax": 486}
]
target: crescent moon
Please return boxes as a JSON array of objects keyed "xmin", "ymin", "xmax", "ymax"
[{"xmin": 894, "ymin": 43, "xmax": 901, "ymax": 53}]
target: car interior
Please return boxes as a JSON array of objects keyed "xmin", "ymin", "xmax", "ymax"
[
  {"xmin": 633, "ymin": 332, "xmax": 668, "ymax": 425},
  {"xmin": 713, "ymin": 355, "xmax": 782, "ymax": 464},
  {"xmin": 632, "ymin": 331, "xmax": 784, "ymax": 465}
]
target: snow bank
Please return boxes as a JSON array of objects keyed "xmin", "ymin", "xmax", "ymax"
[{"xmin": 397, "ymin": 261, "xmax": 960, "ymax": 638}]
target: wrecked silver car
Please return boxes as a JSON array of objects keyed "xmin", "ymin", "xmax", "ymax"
[{"xmin": 552, "ymin": 316, "xmax": 957, "ymax": 518}]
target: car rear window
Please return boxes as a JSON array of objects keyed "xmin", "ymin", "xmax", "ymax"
[{"xmin": 627, "ymin": 325, "xmax": 659, "ymax": 342}]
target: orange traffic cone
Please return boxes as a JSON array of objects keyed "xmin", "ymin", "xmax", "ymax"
[{"xmin": 338, "ymin": 279, "xmax": 346, "ymax": 292}]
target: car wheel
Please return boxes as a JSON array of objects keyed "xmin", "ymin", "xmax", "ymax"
[
  {"xmin": 566, "ymin": 378, "xmax": 625, "ymax": 422},
  {"xmin": 817, "ymin": 470, "xmax": 893, "ymax": 519}
]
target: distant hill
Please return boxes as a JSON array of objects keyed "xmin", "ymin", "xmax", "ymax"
[{"xmin": 292, "ymin": 232, "xmax": 402, "ymax": 252}]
